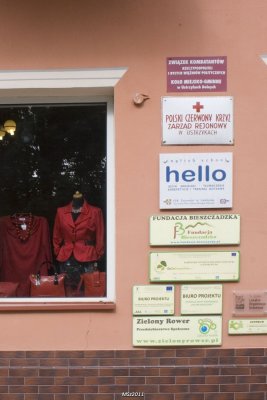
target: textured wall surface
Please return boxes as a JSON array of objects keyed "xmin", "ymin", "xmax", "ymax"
[
  {"xmin": 0, "ymin": 0, "xmax": 267, "ymax": 351},
  {"xmin": 0, "ymin": 349, "xmax": 266, "ymax": 399}
]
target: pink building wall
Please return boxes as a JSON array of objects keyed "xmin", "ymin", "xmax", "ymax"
[{"xmin": 0, "ymin": 0, "xmax": 267, "ymax": 350}]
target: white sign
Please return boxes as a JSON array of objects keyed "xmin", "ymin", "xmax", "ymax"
[
  {"xmin": 181, "ymin": 284, "xmax": 223, "ymax": 315},
  {"xmin": 133, "ymin": 316, "xmax": 222, "ymax": 346},
  {"xmin": 162, "ymin": 96, "xmax": 233, "ymax": 145},
  {"xmin": 132, "ymin": 285, "xmax": 174, "ymax": 315},
  {"xmin": 160, "ymin": 152, "xmax": 233, "ymax": 209}
]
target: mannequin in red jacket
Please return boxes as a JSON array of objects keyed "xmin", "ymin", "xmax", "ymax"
[{"xmin": 53, "ymin": 191, "xmax": 105, "ymax": 296}]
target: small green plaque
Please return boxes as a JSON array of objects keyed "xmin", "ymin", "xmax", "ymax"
[{"xmin": 228, "ymin": 319, "xmax": 267, "ymax": 335}]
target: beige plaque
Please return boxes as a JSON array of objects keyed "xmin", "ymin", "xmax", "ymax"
[
  {"xmin": 181, "ymin": 284, "xmax": 223, "ymax": 315},
  {"xmin": 133, "ymin": 285, "xmax": 175, "ymax": 315},
  {"xmin": 150, "ymin": 251, "xmax": 239, "ymax": 282},
  {"xmin": 228, "ymin": 319, "xmax": 267, "ymax": 335},
  {"xmin": 133, "ymin": 316, "xmax": 222, "ymax": 346},
  {"xmin": 150, "ymin": 214, "xmax": 240, "ymax": 246}
]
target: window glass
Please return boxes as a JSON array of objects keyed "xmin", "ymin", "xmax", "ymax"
[{"xmin": 0, "ymin": 103, "xmax": 108, "ymax": 300}]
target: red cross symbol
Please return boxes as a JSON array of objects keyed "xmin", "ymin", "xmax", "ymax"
[{"xmin": 193, "ymin": 102, "xmax": 204, "ymax": 112}]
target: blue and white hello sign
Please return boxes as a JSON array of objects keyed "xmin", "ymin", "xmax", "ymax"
[{"xmin": 160, "ymin": 152, "xmax": 233, "ymax": 209}]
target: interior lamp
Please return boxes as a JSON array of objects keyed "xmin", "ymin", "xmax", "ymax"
[
  {"xmin": 0, "ymin": 119, "xmax": 16, "ymax": 140},
  {"xmin": 4, "ymin": 120, "xmax": 16, "ymax": 135}
]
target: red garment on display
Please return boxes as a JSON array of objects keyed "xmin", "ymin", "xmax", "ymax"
[
  {"xmin": 0, "ymin": 215, "xmax": 52, "ymax": 296},
  {"xmin": 53, "ymin": 201, "xmax": 105, "ymax": 262}
]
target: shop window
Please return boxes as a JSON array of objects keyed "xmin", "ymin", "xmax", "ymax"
[
  {"xmin": 0, "ymin": 69, "xmax": 125, "ymax": 310},
  {"xmin": 0, "ymin": 101, "xmax": 115, "ymax": 309}
]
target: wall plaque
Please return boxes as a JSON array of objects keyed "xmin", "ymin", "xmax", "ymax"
[
  {"xmin": 167, "ymin": 56, "xmax": 227, "ymax": 93},
  {"xmin": 132, "ymin": 285, "xmax": 174, "ymax": 315},
  {"xmin": 160, "ymin": 152, "xmax": 232, "ymax": 209},
  {"xmin": 149, "ymin": 251, "xmax": 239, "ymax": 282},
  {"xmin": 228, "ymin": 319, "xmax": 267, "ymax": 335},
  {"xmin": 150, "ymin": 214, "xmax": 240, "ymax": 246},
  {"xmin": 181, "ymin": 284, "xmax": 223, "ymax": 315},
  {"xmin": 233, "ymin": 290, "xmax": 267, "ymax": 316},
  {"xmin": 133, "ymin": 316, "xmax": 222, "ymax": 346},
  {"xmin": 162, "ymin": 96, "xmax": 233, "ymax": 145}
]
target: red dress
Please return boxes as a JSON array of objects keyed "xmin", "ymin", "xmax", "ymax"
[
  {"xmin": 53, "ymin": 201, "xmax": 105, "ymax": 262},
  {"xmin": 0, "ymin": 214, "xmax": 52, "ymax": 296}
]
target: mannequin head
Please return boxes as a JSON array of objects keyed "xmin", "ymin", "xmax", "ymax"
[{"xmin": 72, "ymin": 191, "xmax": 84, "ymax": 209}]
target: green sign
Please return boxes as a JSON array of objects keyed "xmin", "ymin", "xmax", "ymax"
[
  {"xmin": 229, "ymin": 319, "xmax": 267, "ymax": 335},
  {"xmin": 150, "ymin": 214, "xmax": 240, "ymax": 246},
  {"xmin": 133, "ymin": 285, "xmax": 175, "ymax": 315},
  {"xmin": 181, "ymin": 284, "xmax": 223, "ymax": 315},
  {"xmin": 150, "ymin": 251, "xmax": 239, "ymax": 282},
  {"xmin": 133, "ymin": 316, "xmax": 222, "ymax": 346}
]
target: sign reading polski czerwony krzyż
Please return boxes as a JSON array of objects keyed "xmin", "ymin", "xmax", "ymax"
[
  {"xmin": 160, "ymin": 153, "xmax": 232, "ymax": 209},
  {"xmin": 162, "ymin": 96, "xmax": 233, "ymax": 145},
  {"xmin": 149, "ymin": 214, "xmax": 240, "ymax": 246},
  {"xmin": 167, "ymin": 56, "xmax": 227, "ymax": 92}
]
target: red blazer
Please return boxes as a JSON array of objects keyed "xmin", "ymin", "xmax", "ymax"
[{"xmin": 53, "ymin": 201, "xmax": 105, "ymax": 262}]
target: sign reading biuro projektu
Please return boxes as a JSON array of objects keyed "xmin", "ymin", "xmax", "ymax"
[{"xmin": 160, "ymin": 153, "xmax": 232, "ymax": 209}]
